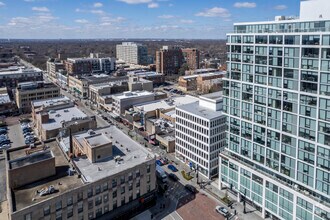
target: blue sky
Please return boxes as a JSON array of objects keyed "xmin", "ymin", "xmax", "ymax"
[{"xmin": 0, "ymin": 0, "xmax": 301, "ymax": 39}]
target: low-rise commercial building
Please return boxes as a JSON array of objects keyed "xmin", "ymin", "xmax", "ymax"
[
  {"xmin": 0, "ymin": 66, "xmax": 43, "ymax": 90},
  {"xmin": 127, "ymin": 71, "xmax": 165, "ymax": 86},
  {"xmin": 112, "ymin": 91, "xmax": 155, "ymax": 115},
  {"xmin": 178, "ymin": 71, "xmax": 225, "ymax": 93},
  {"xmin": 0, "ymin": 87, "xmax": 16, "ymax": 115},
  {"xmin": 68, "ymin": 74, "xmax": 128, "ymax": 98},
  {"xmin": 175, "ymin": 92, "xmax": 227, "ymax": 179},
  {"xmin": 89, "ymin": 81, "xmax": 128, "ymax": 105},
  {"xmin": 5, "ymin": 125, "xmax": 156, "ymax": 220},
  {"xmin": 15, "ymin": 81, "xmax": 61, "ymax": 113},
  {"xmin": 32, "ymin": 97, "xmax": 97, "ymax": 140}
]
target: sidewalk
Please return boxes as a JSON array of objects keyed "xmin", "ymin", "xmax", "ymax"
[
  {"xmin": 166, "ymin": 153, "xmax": 264, "ymax": 220},
  {"xmin": 0, "ymin": 201, "xmax": 9, "ymax": 220}
]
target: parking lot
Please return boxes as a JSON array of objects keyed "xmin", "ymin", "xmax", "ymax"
[{"xmin": 7, "ymin": 123, "xmax": 25, "ymax": 149}]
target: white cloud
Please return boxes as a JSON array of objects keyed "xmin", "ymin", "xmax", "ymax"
[
  {"xmin": 195, "ymin": 7, "xmax": 231, "ymax": 18},
  {"xmin": 94, "ymin": 2, "xmax": 103, "ymax": 8},
  {"xmin": 24, "ymin": 0, "xmax": 35, "ymax": 2},
  {"xmin": 0, "ymin": 2, "xmax": 5, "ymax": 7},
  {"xmin": 233, "ymin": 2, "xmax": 256, "ymax": 8},
  {"xmin": 118, "ymin": 0, "xmax": 152, "ymax": 4},
  {"xmin": 180, "ymin": 19, "xmax": 194, "ymax": 24},
  {"xmin": 75, "ymin": 19, "xmax": 89, "ymax": 24},
  {"xmin": 158, "ymin": 15, "xmax": 174, "ymax": 19},
  {"xmin": 274, "ymin": 5, "xmax": 287, "ymax": 10},
  {"xmin": 148, "ymin": 3, "xmax": 159, "ymax": 8},
  {"xmin": 32, "ymin": 7, "xmax": 50, "ymax": 12},
  {"xmin": 91, "ymin": 10, "xmax": 104, "ymax": 14}
]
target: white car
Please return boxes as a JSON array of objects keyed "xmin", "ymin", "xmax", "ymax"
[{"xmin": 215, "ymin": 206, "xmax": 229, "ymax": 217}]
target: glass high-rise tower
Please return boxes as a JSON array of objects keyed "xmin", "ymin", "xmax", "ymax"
[{"xmin": 219, "ymin": 0, "xmax": 330, "ymax": 219}]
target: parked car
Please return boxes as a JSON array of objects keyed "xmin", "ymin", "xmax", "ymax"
[
  {"xmin": 185, "ymin": 184, "xmax": 197, "ymax": 193},
  {"xmin": 215, "ymin": 206, "xmax": 229, "ymax": 217},
  {"xmin": 156, "ymin": 160, "xmax": 163, "ymax": 166},
  {"xmin": 167, "ymin": 164, "xmax": 178, "ymax": 172},
  {"xmin": 168, "ymin": 173, "xmax": 179, "ymax": 181},
  {"xmin": 160, "ymin": 157, "xmax": 169, "ymax": 165}
]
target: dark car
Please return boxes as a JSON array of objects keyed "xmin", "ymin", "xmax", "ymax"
[
  {"xmin": 168, "ymin": 173, "xmax": 179, "ymax": 181},
  {"xmin": 185, "ymin": 184, "xmax": 197, "ymax": 193},
  {"xmin": 156, "ymin": 160, "xmax": 163, "ymax": 166},
  {"xmin": 167, "ymin": 164, "xmax": 178, "ymax": 172}
]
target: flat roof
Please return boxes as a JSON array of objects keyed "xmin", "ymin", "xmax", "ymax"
[
  {"xmin": 10, "ymin": 141, "xmax": 84, "ymax": 211},
  {"xmin": 62, "ymin": 126, "xmax": 154, "ymax": 182},
  {"xmin": 0, "ymin": 67, "xmax": 42, "ymax": 76},
  {"xmin": 9, "ymin": 150, "xmax": 54, "ymax": 169},
  {"xmin": 128, "ymin": 71, "xmax": 163, "ymax": 77},
  {"xmin": 32, "ymin": 96, "xmax": 71, "ymax": 108},
  {"xmin": 134, "ymin": 95, "xmax": 199, "ymax": 112},
  {"xmin": 0, "ymin": 93, "xmax": 10, "ymax": 104},
  {"xmin": 112, "ymin": 91, "xmax": 154, "ymax": 100},
  {"xmin": 84, "ymin": 133, "xmax": 112, "ymax": 148},
  {"xmin": 177, "ymin": 101, "xmax": 223, "ymax": 120},
  {"xmin": 41, "ymin": 106, "xmax": 87, "ymax": 131},
  {"xmin": 200, "ymin": 92, "xmax": 223, "ymax": 101}
]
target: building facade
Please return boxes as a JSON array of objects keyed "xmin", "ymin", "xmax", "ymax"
[
  {"xmin": 221, "ymin": 1, "xmax": 330, "ymax": 219},
  {"xmin": 47, "ymin": 58, "xmax": 65, "ymax": 81},
  {"xmin": 175, "ymin": 93, "xmax": 227, "ymax": 179},
  {"xmin": 156, "ymin": 46, "xmax": 184, "ymax": 75},
  {"xmin": 116, "ymin": 42, "xmax": 148, "ymax": 65},
  {"xmin": 0, "ymin": 67, "xmax": 43, "ymax": 90},
  {"xmin": 182, "ymin": 48, "xmax": 200, "ymax": 70},
  {"xmin": 6, "ymin": 126, "xmax": 157, "ymax": 220},
  {"xmin": 15, "ymin": 81, "xmax": 61, "ymax": 113},
  {"xmin": 65, "ymin": 57, "xmax": 116, "ymax": 75}
]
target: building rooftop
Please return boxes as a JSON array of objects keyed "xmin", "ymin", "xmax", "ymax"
[
  {"xmin": 9, "ymin": 141, "xmax": 84, "ymax": 211},
  {"xmin": 177, "ymin": 101, "xmax": 223, "ymax": 120},
  {"xmin": 61, "ymin": 126, "xmax": 154, "ymax": 182},
  {"xmin": 84, "ymin": 133, "xmax": 111, "ymax": 148},
  {"xmin": 200, "ymin": 92, "xmax": 223, "ymax": 101},
  {"xmin": 32, "ymin": 96, "xmax": 71, "ymax": 108},
  {"xmin": 40, "ymin": 106, "xmax": 87, "ymax": 131},
  {"xmin": 128, "ymin": 71, "xmax": 163, "ymax": 77},
  {"xmin": 9, "ymin": 150, "xmax": 54, "ymax": 169},
  {"xmin": 134, "ymin": 95, "xmax": 199, "ymax": 113},
  {"xmin": 0, "ymin": 66, "xmax": 42, "ymax": 76},
  {"xmin": 113, "ymin": 91, "xmax": 154, "ymax": 100},
  {"xmin": 0, "ymin": 93, "xmax": 11, "ymax": 104}
]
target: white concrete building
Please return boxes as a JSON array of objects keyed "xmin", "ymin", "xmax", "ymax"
[
  {"xmin": 112, "ymin": 91, "xmax": 155, "ymax": 115},
  {"xmin": 175, "ymin": 92, "xmax": 227, "ymax": 179},
  {"xmin": 221, "ymin": 0, "xmax": 330, "ymax": 219},
  {"xmin": 116, "ymin": 42, "xmax": 148, "ymax": 65}
]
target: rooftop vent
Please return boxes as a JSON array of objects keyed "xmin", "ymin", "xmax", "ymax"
[{"xmin": 88, "ymin": 130, "xmax": 95, "ymax": 135}]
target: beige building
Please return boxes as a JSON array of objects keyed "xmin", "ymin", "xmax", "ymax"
[
  {"xmin": 46, "ymin": 58, "xmax": 64, "ymax": 81},
  {"xmin": 5, "ymin": 126, "xmax": 156, "ymax": 220},
  {"xmin": 178, "ymin": 71, "xmax": 225, "ymax": 94},
  {"xmin": 68, "ymin": 75, "xmax": 128, "ymax": 98},
  {"xmin": 32, "ymin": 97, "xmax": 97, "ymax": 140},
  {"xmin": 15, "ymin": 81, "xmax": 61, "ymax": 113}
]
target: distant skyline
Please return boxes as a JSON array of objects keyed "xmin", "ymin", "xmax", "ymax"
[{"xmin": 0, "ymin": 0, "xmax": 300, "ymax": 39}]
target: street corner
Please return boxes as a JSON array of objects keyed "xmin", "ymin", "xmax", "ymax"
[{"xmin": 177, "ymin": 193, "xmax": 225, "ymax": 220}]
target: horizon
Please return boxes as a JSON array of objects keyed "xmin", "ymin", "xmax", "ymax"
[{"xmin": 0, "ymin": 0, "xmax": 300, "ymax": 39}]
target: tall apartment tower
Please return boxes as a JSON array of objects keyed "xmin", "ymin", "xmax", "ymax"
[
  {"xmin": 175, "ymin": 92, "xmax": 227, "ymax": 179},
  {"xmin": 220, "ymin": 0, "xmax": 330, "ymax": 219},
  {"xmin": 116, "ymin": 42, "xmax": 148, "ymax": 65},
  {"xmin": 156, "ymin": 46, "xmax": 184, "ymax": 75},
  {"xmin": 182, "ymin": 48, "xmax": 200, "ymax": 70}
]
